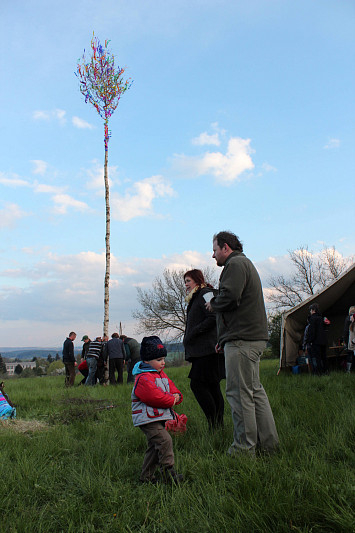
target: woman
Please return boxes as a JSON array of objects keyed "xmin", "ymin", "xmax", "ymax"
[
  {"xmin": 344, "ymin": 306, "xmax": 355, "ymax": 374},
  {"xmin": 347, "ymin": 310, "xmax": 355, "ymax": 373},
  {"xmin": 183, "ymin": 269, "xmax": 225, "ymax": 429}
]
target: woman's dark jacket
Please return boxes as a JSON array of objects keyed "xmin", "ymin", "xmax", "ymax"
[{"xmin": 183, "ymin": 287, "xmax": 217, "ymax": 361}]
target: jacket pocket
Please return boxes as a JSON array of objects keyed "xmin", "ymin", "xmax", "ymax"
[{"xmin": 146, "ymin": 406, "xmax": 163, "ymax": 419}]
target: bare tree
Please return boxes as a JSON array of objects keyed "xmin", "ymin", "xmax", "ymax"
[
  {"xmin": 267, "ymin": 245, "xmax": 352, "ymax": 310},
  {"xmin": 76, "ymin": 34, "xmax": 132, "ymax": 337},
  {"xmin": 133, "ymin": 267, "xmax": 218, "ymax": 341}
]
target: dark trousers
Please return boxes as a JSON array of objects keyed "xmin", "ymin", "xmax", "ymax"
[
  {"xmin": 64, "ymin": 362, "xmax": 75, "ymax": 387},
  {"xmin": 109, "ymin": 358, "xmax": 124, "ymax": 384},
  {"xmin": 190, "ymin": 379, "xmax": 224, "ymax": 428},
  {"xmin": 139, "ymin": 421, "xmax": 174, "ymax": 481},
  {"xmin": 310, "ymin": 344, "xmax": 327, "ymax": 375}
]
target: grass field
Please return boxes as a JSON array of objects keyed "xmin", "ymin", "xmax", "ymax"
[{"xmin": 0, "ymin": 361, "xmax": 354, "ymax": 533}]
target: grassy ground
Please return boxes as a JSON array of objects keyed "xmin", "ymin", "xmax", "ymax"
[{"xmin": 0, "ymin": 361, "xmax": 354, "ymax": 533}]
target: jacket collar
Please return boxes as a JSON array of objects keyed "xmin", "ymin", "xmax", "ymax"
[{"xmin": 224, "ymin": 250, "xmax": 244, "ymax": 266}]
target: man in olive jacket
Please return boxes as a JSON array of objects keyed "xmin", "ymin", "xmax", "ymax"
[{"xmin": 206, "ymin": 231, "xmax": 278, "ymax": 455}]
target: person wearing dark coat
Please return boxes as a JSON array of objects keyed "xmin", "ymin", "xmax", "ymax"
[
  {"xmin": 307, "ymin": 303, "xmax": 327, "ymax": 375},
  {"xmin": 107, "ymin": 333, "xmax": 125, "ymax": 384},
  {"xmin": 120, "ymin": 335, "xmax": 141, "ymax": 383},
  {"xmin": 183, "ymin": 269, "xmax": 225, "ymax": 429},
  {"xmin": 62, "ymin": 331, "xmax": 77, "ymax": 387},
  {"xmin": 78, "ymin": 335, "xmax": 91, "ymax": 385}
]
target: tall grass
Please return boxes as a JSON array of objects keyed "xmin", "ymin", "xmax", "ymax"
[{"xmin": 0, "ymin": 361, "xmax": 354, "ymax": 532}]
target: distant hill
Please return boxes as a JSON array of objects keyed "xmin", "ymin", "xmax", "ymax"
[
  {"xmin": 0, "ymin": 348, "xmax": 80, "ymax": 360},
  {"xmin": 0, "ymin": 342, "xmax": 183, "ymax": 361}
]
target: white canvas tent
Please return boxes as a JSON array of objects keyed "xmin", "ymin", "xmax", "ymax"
[{"xmin": 279, "ymin": 263, "xmax": 355, "ymax": 369}]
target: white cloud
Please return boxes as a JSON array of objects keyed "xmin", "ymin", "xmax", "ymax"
[
  {"xmin": 33, "ymin": 109, "xmax": 67, "ymax": 125},
  {"xmin": 1, "ymin": 246, "xmax": 353, "ymax": 346},
  {"xmin": 111, "ymin": 175, "xmax": 175, "ymax": 221},
  {"xmin": 33, "ymin": 182, "xmax": 64, "ymax": 194},
  {"xmin": 174, "ymin": 137, "xmax": 255, "ymax": 184},
  {"xmin": 52, "ymin": 194, "xmax": 89, "ymax": 214},
  {"xmin": 192, "ymin": 132, "xmax": 221, "ymax": 146},
  {"xmin": 72, "ymin": 116, "xmax": 94, "ymax": 129},
  {"xmin": 324, "ymin": 138, "xmax": 340, "ymax": 149},
  {"xmin": 0, "ymin": 172, "xmax": 31, "ymax": 187},
  {"xmin": 31, "ymin": 160, "xmax": 48, "ymax": 175},
  {"xmin": 0, "ymin": 248, "xmax": 217, "ymax": 344},
  {"xmin": 33, "ymin": 110, "xmax": 50, "ymax": 120},
  {"xmin": 0, "ymin": 203, "xmax": 29, "ymax": 228},
  {"xmin": 262, "ymin": 162, "xmax": 277, "ymax": 172},
  {"xmin": 85, "ymin": 161, "xmax": 117, "ymax": 191}
]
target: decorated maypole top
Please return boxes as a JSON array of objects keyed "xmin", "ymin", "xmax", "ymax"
[{"xmin": 76, "ymin": 32, "xmax": 133, "ymax": 150}]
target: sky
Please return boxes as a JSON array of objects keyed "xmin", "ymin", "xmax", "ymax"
[{"xmin": 0, "ymin": 0, "xmax": 354, "ymax": 347}]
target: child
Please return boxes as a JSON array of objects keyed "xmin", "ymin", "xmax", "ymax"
[
  {"xmin": 0, "ymin": 382, "xmax": 16, "ymax": 420},
  {"xmin": 131, "ymin": 336, "xmax": 183, "ymax": 484}
]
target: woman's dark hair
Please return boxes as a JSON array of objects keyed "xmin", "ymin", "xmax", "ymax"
[
  {"xmin": 213, "ymin": 231, "xmax": 243, "ymax": 252},
  {"xmin": 184, "ymin": 269, "xmax": 213, "ymax": 288}
]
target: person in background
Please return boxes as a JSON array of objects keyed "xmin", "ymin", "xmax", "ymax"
[
  {"xmin": 107, "ymin": 333, "xmax": 125, "ymax": 385},
  {"xmin": 85, "ymin": 336, "xmax": 102, "ymax": 386},
  {"xmin": 183, "ymin": 269, "xmax": 225, "ymax": 429},
  {"xmin": 206, "ymin": 231, "xmax": 279, "ymax": 456},
  {"xmin": 0, "ymin": 382, "xmax": 16, "ymax": 419},
  {"xmin": 344, "ymin": 306, "xmax": 355, "ymax": 373},
  {"xmin": 102, "ymin": 335, "xmax": 110, "ymax": 385},
  {"xmin": 62, "ymin": 332, "xmax": 77, "ymax": 387},
  {"xmin": 96, "ymin": 335, "xmax": 109, "ymax": 385},
  {"xmin": 120, "ymin": 335, "xmax": 141, "ymax": 383},
  {"xmin": 307, "ymin": 303, "xmax": 327, "ymax": 375},
  {"xmin": 81, "ymin": 335, "xmax": 91, "ymax": 360}
]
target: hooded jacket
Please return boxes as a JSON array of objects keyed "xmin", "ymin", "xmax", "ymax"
[
  {"xmin": 211, "ymin": 251, "xmax": 268, "ymax": 346},
  {"xmin": 131, "ymin": 361, "xmax": 182, "ymax": 427}
]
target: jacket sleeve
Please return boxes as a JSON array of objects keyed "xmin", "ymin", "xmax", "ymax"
[
  {"xmin": 134, "ymin": 374, "xmax": 177, "ymax": 408},
  {"xmin": 211, "ymin": 261, "xmax": 247, "ymax": 312},
  {"xmin": 166, "ymin": 375, "xmax": 183, "ymax": 405}
]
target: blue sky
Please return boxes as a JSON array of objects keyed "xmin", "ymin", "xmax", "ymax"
[{"xmin": 1, "ymin": 0, "xmax": 354, "ymax": 347}]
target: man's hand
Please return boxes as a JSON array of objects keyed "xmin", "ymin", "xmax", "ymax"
[{"xmin": 205, "ymin": 302, "xmax": 213, "ymax": 312}]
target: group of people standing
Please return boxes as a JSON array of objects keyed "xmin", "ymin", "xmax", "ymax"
[
  {"xmin": 302, "ymin": 303, "xmax": 355, "ymax": 375},
  {"xmin": 131, "ymin": 230, "xmax": 279, "ymax": 484},
  {"xmin": 62, "ymin": 332, "xmax": 141, "ymax": 387},
  {"xmin": 63, "ymin": 230, "xmax": 279, "ymax": 478}
]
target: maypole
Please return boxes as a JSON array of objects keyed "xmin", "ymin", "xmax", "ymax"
[{"xmin": 76, "ymin": 33, "xmax": 132, "ymax": 336}]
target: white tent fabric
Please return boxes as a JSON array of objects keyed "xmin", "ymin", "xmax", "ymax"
[{"xmin": 279, "ymin": 263, "xmax": 355, "ymax": 368}]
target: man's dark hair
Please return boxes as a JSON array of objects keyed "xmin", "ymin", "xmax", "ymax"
[
  {"xmin": 213, "ymin": 231, "xmax": 243, "ymax": 252},
  {"xmin": 309, "ymin": 303, "xmax": 320, "ymax": 313},
  {"xmin": 111, "ymin": 332, "xmax": 119, "ymax": 338}
]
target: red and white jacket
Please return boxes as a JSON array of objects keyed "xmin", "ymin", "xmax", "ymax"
[{"xmin": 131, "ymin": 362, "xmax": 183, "ymax": 427}]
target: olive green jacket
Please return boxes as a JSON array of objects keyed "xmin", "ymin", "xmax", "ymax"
[{"xmin": 211, "ymin": 251, "xmax": 268, "ymax": 347}]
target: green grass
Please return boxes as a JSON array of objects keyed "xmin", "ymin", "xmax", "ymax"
[{"xmin": 0, "ymin": 361, "xmax": 354, "ymax": 532}]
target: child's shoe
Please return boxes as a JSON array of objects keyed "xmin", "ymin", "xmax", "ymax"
[{"xmin": 161, "ymin": 466, "xmax": 184, "ymax": 484}]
